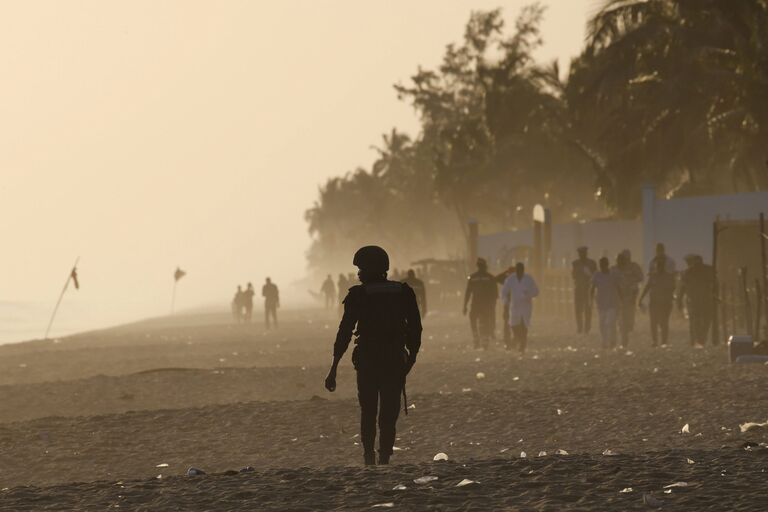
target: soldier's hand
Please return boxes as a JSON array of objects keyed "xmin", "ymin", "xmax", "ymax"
[{"xmin": 324, "ymin": 369, "xmax": 337, "ymax": 392}]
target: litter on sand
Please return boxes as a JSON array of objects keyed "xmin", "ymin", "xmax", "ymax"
[
  {"xmin": 456, "ymin": 479, "xmax": 479, "ymax": 487},
  {"xmin": 392, "ymin": 484, "xmax": 407, "ymax": 491},
  {"xmin": 681, "ymin": 423, "xmax": 690, "ymax": 434},
  {"xmin": 476, "ymin": 372, "xmax": 486, "ymax": 379},
  {"xmin": 537, "ymin": 451, "xmax": 547, "ymax": 457},
  {"xmin": 620, "ymin": 487, "xmax": 634, "ymax": 493},
  {"xmin": 739, "ymin": 420, "xmax": 768, "ymax": 433},
  {"xmin": 433, "ymin": 452, "xmax": 448, "ymax": 462},
  {"xmin": 520, "ymin": 451, "xmax": 527, "ymax": 458},
  {"xmin": 371, "ymin": 503, "xmax": 395, "ymax": 508},
  {"xmin": 602, "ymin": 449, "xmax": 618, "ymax": 456},
  {"xmin": 413, "ymin": 476, "xmax": 438, "ymax": 484},
  {"xmin": 155, "ymin": 463, "xmax": 169, "ymax": 468},
  {"xmin": 686, "ymin": 458, "xmax": 695, "ymax": 464},
  {"xmin": 555, "ymin": 449, "xmax": 569, "ymax": 455},
  {"xmin": 663, "ymin": 482, "xmax": 689, "ymax": 488}
]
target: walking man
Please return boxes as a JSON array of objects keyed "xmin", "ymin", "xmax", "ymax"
[
  {"xmin": 463, "ymin": 258, "xmax": 498, "ymax": 349},
  {"xmin": 324, "ymin": 246, "xmax": 422, "ymax": 466},
  {"xmin": 572, "ymin": 246, "xmax": 597, "ymax": 334},
  {"xmin": 591, "ymin": 257, "xmax": 622, "ymax": 350},
  {"xmin": 321, "ymin": 275, "xmax": 336, "ymax": 310},
  {"xmin": 639, "ymin": 258, "xmax": 676, "ymax": 347},
  {"xmin": 403, "ymin": 269, "xmax": 427, "ymax": 317},
  {"xmin": 262, "ymin": 278, "xmax": 280, "ymax": 329},
  {"xmin": 243, "ymin": 282, "xmax": 255, "ymax": 322},
  {"xmin": 678, "ymin": 254, "xmax": 714, "ymax": 347},
  {"xmin": 614, "ymin": 250, "xmax": 644, "ymax": 347},
  {"xmin": 501, "ymin": 262, "xmax": 539, "ymax": 353},
  {"xmin": 232, "ymin": 285, "xmax": 244, "ymax": 323}
]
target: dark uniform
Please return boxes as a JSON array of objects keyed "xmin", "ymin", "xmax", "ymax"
[
  {"xmin": 572, "ymin": 252, "xmax": 597, "ymax": 334},
  {"xmin": 640, "ymin": 261, "xmax": 676, "ymax": 346},
  {"xmin": 494, "ymin": 268, "xmax": 514, "ymax": 345},
  {"xmin": 334, "ymin": 280, "xmax": 421, "ymax": 464},
  {"xmin": 403, "ymin": 270, "xmax": 427, "ymax": 317},
  {"xmin": 678, "ymin": 256, "xmax": 714, "ymax": 346},
  {"xmin": 613, "ymin": 252, "xmax": 644, "ymax": 347},
  {"xmin": 464, "ymin": 262, "xmax": 498, "ymax": 349}
]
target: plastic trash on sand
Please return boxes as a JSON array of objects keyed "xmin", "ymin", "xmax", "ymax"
[
  {"xmin": 392, "ymin": 484, "xmax": 407, "ymax": 491},
  {"xmin": 620, "ymin": 487, "xmax": 634, "ymax": 493},
  {"xmin": 602, "ymin": 449, "xmax": 618, "ymax": 456},
  {"xmin": 663, "ymin": 482, "xmax": 689, "ymax": 489},
  {"xmin": 537, "ymin": 451, "xmax": 547, "ymax": 457},
  {"xmin": 433, "ymin": 452, "xmax": 448, "ymax": 462},
  {"xmin": 156, "ymin": 463, "xmax": 169, "ymax": 468},
  {"xmin": 643, "ymin": 493, "xmax": 664, "ymax": 507},
  {"xmin": 476, "ymin": 372, "xmax": 486, "ymax": 380},
  {"xmin": 186, "ymin": 467, "xmax": 206, "ymax": 476},
  {"xmin": 371, "ymin": 503, "xmax": 395, "ymax": 508},
  {"xmin": 681, "ymin": 423, "xmax": 690, "ymax": 434},
  {"xmin": 456, "ymin": 479, "xmax": 479, "ymax": 487},
  {"xmin": 413, "ymin": 476, "xmax": 438, "ymax": 484},
  {"xmin": 555, "ymin": 449, "xmax": 569, "ymax": 455},
  {"xmin": 739, "ymin": 420, "xmax": 768, "ymax": 433},
  {"xmin": 520, "ymin": 451, "xmax": 527, "ymax": 458},
  {"xmin": 686, "ymin": 458, "xmax": 695, "ymax": 464}
]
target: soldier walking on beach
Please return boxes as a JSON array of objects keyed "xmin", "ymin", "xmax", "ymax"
[
  {"xmin": 591, "ymin": 257, "xmax": 622, "ymax": 350},
  {"xmin": 463, "ymin": 258, "xmax": 498, "ymax": 349},
  {"xmin": 403, "ymin": 269, "xmax": 427, "ymax": 317},
  {"xmin": 639, "ymin": 258, "xmax": 676, "ymax": 347},
  {"xmin": 495, "ymin": 266, "xmax": 515, "ymax": 346},
  {"xmin": 232, "ymin": 285, "xmax": 244, "ymax": 323},
  {"xmin": 262, "ymin": 278, "xmax": 280, "ymax": 329},
  {"xmin": 613, "ymin": 250, "xmax": 644, "ymax": 347},
  {"xmin": 572, "ymin": 247, "xmax": 597, "ymax": 334},
  {"xmin": 678, "ymin": 254, "xmax": 714, "ymax": 348},
  {"xmin": 321, "ymin": 275, "xmax": 336, "ymax": 310},
  {"xmin": 324, "ymin": 246, "xmax": 422, "ymax": 466},
  {"xmin": 501, "ymin": 263, "xmax": 539, "ymax": 353},
  {"xmin": 243, "ymin": 282, "xmax": 255, "ymax": 323}
]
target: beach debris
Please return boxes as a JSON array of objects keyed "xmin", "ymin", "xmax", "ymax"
[
  {"xmin": 155, "ymin": 463, "xmax": 169, "ymax": 468},
  {"xmin": 620, "ymin": 487, "xmax": 634, "ymax": 493},
  {"xmin": 664, "ymin": 489, "xmax": 672, "ymax": 494},
  {"xmin": 462, "ymin": 388, "xmax": 472, "ymax": 393},
  {"xmin": 520, "ymin": 451, "xmax": 527, "ymax": 458},
  {"xmin": 537, "ymin": 451, "xmax": 547, "ymax": 457},
  {"xmin": 739, "ymin": 420, "xmax": 768, "ymax": 433},
  {"xmin": 239, "ymin": 466, "xmax": 255, "ymax": 473},
  {"xmin": 555, "ymin": 449, "xmax": 569, "ymax": 455},
  {"xmin": 393, "ymin": 484, "xmax": 407, "ymax": 491},
  {"xmin": 499, "ymin": 447, "xmax": 509, "ymax": 453},
  {"xmin": 681, "ymin": 423, "xmax": 690, "ymax": 434},
  {"xmin": 625, "ymin": 351, "xmax": 635, "ymax": 356},
  {"xmin": 557, "ymin": 409, "xmax": 563, "ymax": 415},
  {"xmin": 186, "ymin": 467, "xmax": 206, "ymax": 476},
  {"xmin": 642, "ymin": 493, "xmax": 664, "ymax": 508},
  {"xmin": 393, "ymin": 446, "xmax": 404, "ymax": 451},
  {"xmin": 476, "ymin": 372, "xmax": 486, "ymax": 380},
  {"xmin": 686, "ymin": 457, "xmax": 695, "ymax": 464},
  {"xmin": 474, "ymin": 357, "xmax": 481, "ymax": 362},
  {"xmin": 413, "ymin": 476, "xmax": 438, "ymax": 484},
  {"xmin": 653, "ymin": 367, "xmax": 659, "ymax": 373},
  {"xmin": 513, "ymin": 376, "xmax": 520, "ymax": 381},
  {"xmin": 433, "ymin": 452, "xmax": 448, "ymax": 462},
  {"xmin": 694, "ymin": 432, "xmax": 703, "ymax": 438},
  {"xmin": 371, "ymin": 503, "xmax": 395, "ymax": 508},
  {"xmin": 408, "ymin": 403, "xmax": 416, "ymax": 410},
  {"xmin": 456, "ymin": 479, "xmax": 479, "ymax": 487},
  {"xmin": 602, "ymin": 449, "xmax": 618, "ymax": 456},
  {"xmin": 663, "ymin": 482, "xmax": 689, "ymax": 489},
  {"xmin": 156, "ymin": 474, "xmax": 163, "ymax": 479}
]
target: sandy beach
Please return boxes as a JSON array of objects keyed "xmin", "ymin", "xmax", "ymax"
[{"xmin": 0, "ymin": 309, "xmax": 766, "ymax": 510}]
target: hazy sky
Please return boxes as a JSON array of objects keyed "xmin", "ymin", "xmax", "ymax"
[{"xmin": 0, "ymin": 0, "xmax": 595, "ymax": 333}]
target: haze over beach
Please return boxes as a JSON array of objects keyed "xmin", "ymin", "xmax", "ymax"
[
  {"xmin": 1, "ymin": 1, "xmax": 768, "ymax": 510},
  {"xmin": 0, "ymin": 1, "xmax": 591, "ymax": 342}
]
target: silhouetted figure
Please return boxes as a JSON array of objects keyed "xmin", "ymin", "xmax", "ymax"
[
  {"xmin": 324, "ymin": 246, "xmax": 422, "ymax": 466},
  {"xmin": 501, "ymin": 263, "xmax": 539, "ymax": 353},
  {"xmin": 403, "ymin": 269, "xmax": 427, "ymax": 317},
  {"xmin": 262, "ymin": 278, "xmax": 280, "ymax": 329},
  {"xmin": 591, "ymin": 257, "xmax": 622, "ymax": 350},
  {"xmin": 243, "ymin": 282, "xmax": 255, "ymax": 323},
  {"xmin": 572, "ymin": 246, "xmax": 597, "ymax": 334},
  {"xmin": 463, "ymin": 258, "xmax": 498, "ymax": 349},
  {"xmin": 321, "ymin": 274, "xmax": 336, "ymax": 310},
  {"xmin": 613, "ymin": 250, "xmax": 644, "ymax": 347},
  {"xmin": 337, "ymin": 273, "xmax": 349, "ymax": 314},
  {"xmin": 495, "ymin": 266, "xmax": 515, "ymax": 346},
  {"xmin": 232, "ymin": 285, "xmax": 244, "ymax": 323},
  {"xmin": 649, "ymin": 242, "xmax": 677, "ymax": 274},
  {"xmin": 639, "ymin": 258, "xmax": 676, "ymax": 347},
  {"xmin": 678, "ymin": 254, "xmax": 714, "ymax": 347}
]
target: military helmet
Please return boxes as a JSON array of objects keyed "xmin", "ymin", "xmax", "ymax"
[{"xmin": 353, "ymin": 245, "xmax": 390, "ymax": 272}]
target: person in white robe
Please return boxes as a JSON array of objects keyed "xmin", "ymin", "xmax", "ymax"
[{"xmin": 501, "ymin": 262, "xmax": 539, "ymax": 353}]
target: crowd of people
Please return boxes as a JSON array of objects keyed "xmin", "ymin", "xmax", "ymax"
[{"xmin": 231, "ymin": 278, "xmax": 280, "ymax": 329}]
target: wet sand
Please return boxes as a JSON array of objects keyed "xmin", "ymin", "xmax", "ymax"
[{"xmin": 0, "ymin": 309, "xmax": 766, "ymax": 510}]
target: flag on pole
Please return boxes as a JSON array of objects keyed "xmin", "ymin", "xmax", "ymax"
[
  {"xmin": 174, "ymin": 267, "xmax": 186, "ymax": 282},
  {"xmin": 70, "ymin": 267, "xmax": 80, "ymax": 290}
]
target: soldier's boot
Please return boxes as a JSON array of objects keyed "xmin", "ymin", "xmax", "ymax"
[
  {"xmin": 364, "ymin": 451, "xmax": 376, "ymax": 466},
  {"xmin": 378, "ymin": 453, "xmax": 390, "ymax": 465}
]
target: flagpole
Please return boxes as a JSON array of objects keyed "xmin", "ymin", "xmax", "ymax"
[{"xmin": 44, "ymin": 256, "xmax": 79, "ymax": 340}]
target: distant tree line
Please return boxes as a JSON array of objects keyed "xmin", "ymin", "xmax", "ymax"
[{"xmin": 305, "ymin": 0, "xmax": 768, "ymax": 272}]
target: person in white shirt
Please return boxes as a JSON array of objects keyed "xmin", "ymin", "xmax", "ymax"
[{"xmin": 501, "ymin": 262, "xmax": 539, "ymax": 353}]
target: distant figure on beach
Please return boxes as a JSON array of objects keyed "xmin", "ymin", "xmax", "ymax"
[
  {"xmin": 463, "ymin": 258, "xmax": 498, "ymax": 349},
  {"xmin": 678, "ymin": 254, "xmax": 714, "ymax": 348},
  {"xmin": 572, "ymin": 246, "xmax": 597, "ymax": 334},
  {"xmin": 262, "ymin": 278, "xmax": 280, "ymax": 329},
  {"xmin": 403, "ymin": 269, "xmax": 427, "ymax": 317},
  {"xmin": 591, "ymin": 257, "xmax": 622, "ymax": 350},
  {"xmin": 613, "ymin": 250, "xmax": 644, "ymax": 347},
  {"xmin": 501, "ymin": 262, "xmax": 539, "ymax": 353},
  {"xmin": 232, "ymin": 285, "xmax": 244, "ymax": 323},
  {"xmin": 639, "ymin": 258, "xmax": 676, "ymax": 347},
  {"xmin": 324, "ymin": 246, "xmax": 422, "ymax": 466},
  {"xmin": 321, "ymin": 275, "xmax": 336, "ymax": 310},
  {"xmin": 649, "ymin": 242, "xmax": 676, "ymax": 274},
  {"xmin": 495, "ymin": 266, "xmax": 515, "ymax": 346},
  {"xmin": 243, "ymin": 282, "xmax": 255, "ymax": 322},
  {"xmin": 337, "ymin": 273, "xmax": 349, "ymax": 314}
]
